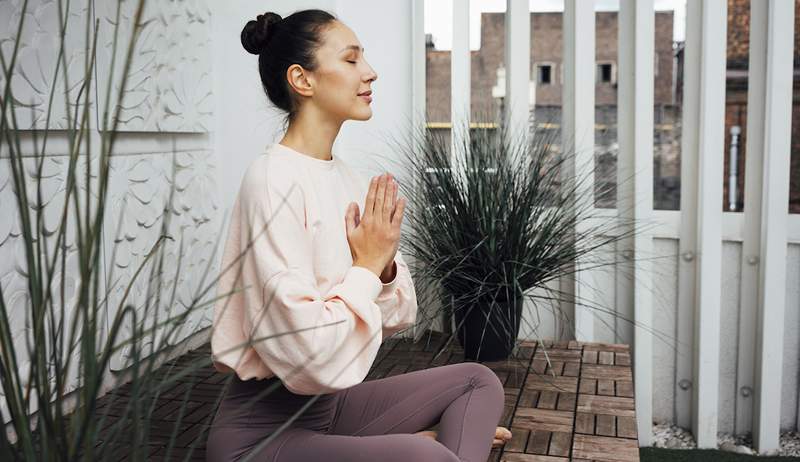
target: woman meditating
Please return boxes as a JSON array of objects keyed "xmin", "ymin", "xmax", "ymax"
[{"xmin": 206, "ymin": 9, "xmax": 512, "ymax": 461}]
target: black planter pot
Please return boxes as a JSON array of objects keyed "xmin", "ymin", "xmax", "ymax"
[{"xmin": 452, "ymin": 294, "xmax": 524, "ymax": 361}]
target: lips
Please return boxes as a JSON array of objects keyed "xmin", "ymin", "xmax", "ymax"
[{"xmin": 358, "ymin": 90, "xmax": 372, "ymax": 96}]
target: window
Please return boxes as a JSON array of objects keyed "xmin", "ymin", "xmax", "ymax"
[
  {"xmin": 537, "ymin": 64, "xmax": 553, "ymax": 85},
  {"xmin": 597, "ymin": 62, "xmax": 615, "ymax": 84}
]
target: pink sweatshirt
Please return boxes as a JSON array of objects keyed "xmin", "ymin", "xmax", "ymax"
[{"xmin": 210, "ymin": 142, "xmax": 418, "ymax": 395}]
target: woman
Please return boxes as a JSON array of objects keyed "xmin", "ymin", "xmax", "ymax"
[{"xmin": 206, "ymin": 9, "xmax": 512, "ymax": 461}]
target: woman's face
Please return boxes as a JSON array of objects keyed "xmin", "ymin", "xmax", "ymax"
[{"xmin": 300, "ymin": 21, "xmax": 378, "ymax": 122}]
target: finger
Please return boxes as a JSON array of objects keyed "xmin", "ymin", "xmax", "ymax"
[
  {"xmin": 364, "ymin": 176, "xmax": 377, "ymax": 220},
  {"xmin": 383, "ymin": 177, "xmax": 395, "ymax": 223},
  {"xmin": 354, "ymin": 203, "xmax": 360, "ymax": 227},
  {"xmin": 392, "ymin": 197, "xmax": 406, "ymax": 228},
  {"xmin": 345, "ymin": 203, "xmax": 354, "ymax": 234},
  {"xmin": 388, "ymin": 180, "xmax": 398, "ymax": 222},
  {"xmin": 375, "ymin": 173, "xmax": 387, "ymax": 225}
]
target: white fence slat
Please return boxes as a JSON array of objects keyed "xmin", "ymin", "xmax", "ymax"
[
  {"xmin": 752, "ymin": 0, "xmax": 795, "ymax": 453},
  {"xmin": 736, "ymin": 0, "xmax": 767, "ymax": 437},
  {"xmin": 618, "ymin": 0, "xmax": 655, "ymax": 447},
  {"xmin": 505, "ymin": 0, "xmax": 530, "ymax": 140},
  {"xmin": 451, "ymin": 0, "xmax": 470, "ymax": 181},
  {"xmin": 692, "ymin": 0, "xmax": 727, "ymax": 448},
  {"xmin": 562, "ymin": 0, "xmax": 595, "ymax": 343},
  {"xmin": 675, "ymin": 0, "xmax": 701, "ymax": 431}
]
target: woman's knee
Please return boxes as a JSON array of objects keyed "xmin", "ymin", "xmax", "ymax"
[{"xmin": 460, "ymin": 362, "xmax": 504, "ymax": 396}]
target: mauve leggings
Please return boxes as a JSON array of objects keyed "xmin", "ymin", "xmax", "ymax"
[{"xmin": 206, "ymin": 362, "xmax": 505, "ymax": 462}]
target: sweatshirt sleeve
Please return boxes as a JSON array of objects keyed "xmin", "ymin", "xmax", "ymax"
[
  {"xmin": 239, "ymin": 167, "xmax": 384, "ymax": 395},
  {"xmin": 376, "ymin": 248, "xmax": 419, "ymax": 340}
]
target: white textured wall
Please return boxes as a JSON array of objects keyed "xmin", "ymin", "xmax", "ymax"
[{"xmin": 0, "ymin": 0, "xmax": 218, "ymax": 423}]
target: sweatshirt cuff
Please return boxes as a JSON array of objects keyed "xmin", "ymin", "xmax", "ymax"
[{"xmin": 347, "ymin": 265, "xmax": 383, "ymax": 301}]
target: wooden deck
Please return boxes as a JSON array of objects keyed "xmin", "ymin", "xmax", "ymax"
[{"xmin": 95, "ymin": 330, "xmax": 640, "ymax": 461}]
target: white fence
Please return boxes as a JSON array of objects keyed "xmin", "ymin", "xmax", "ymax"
[{"xmin": 410, "ymin": 0, "xmax": 799, "ymax": 453}]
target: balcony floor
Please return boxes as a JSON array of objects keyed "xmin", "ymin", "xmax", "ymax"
[{"xmin": 95, "ymin": 330, "xmax": 640, "ymax": 461}]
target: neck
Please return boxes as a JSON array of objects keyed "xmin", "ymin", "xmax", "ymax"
[{"xmin": 280, "ymin": 106, "xmax": 342, "ymax": 161}]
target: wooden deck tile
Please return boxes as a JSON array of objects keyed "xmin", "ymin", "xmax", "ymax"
[
  {"xmin": 536, "ymin": 390, "xmax": 558, "ymax": 409},
  {"xmin": 572, "ymin": 434, "xmax": 640, "ymax": 461},
  {"xmin": 598, "ymin": 379, "xmax": 615, "ymax": 396},
  {"xmin": 505, "ymin": 427, "xmax": 530, "ymax": 452},
  {"xmin": 617, "ymin": 415, "xmax": 639, "ymax": 439},
  {"xmin": 548, "ymin": 432, "xmax": 571, "ymax": 457},
  {"xmin": 533, "ymin": 349, "xmax": 582, "ymax": 362},
  {"xmin": 512, "ymin": 408, "xmax": 574, "ymax": 433},
  {"xmin": 616, "ymin": 380, "xmax": 635, "ymax": 398},
  {"xmin": 581, "ymin": 363, "xmax": 633, "ymax": 380},
  {"xmin": 500, "ymin": 453, "xmax": 568, "ymax": 461},
  {"xmin": 524, "ymin": 375, "xmax": 578, "ymax": 393},
  {"xmin": 527, "ymin": 429, "xmax": 551, "ymax": 454},
  {"xmin": 596, "ymin": 414, "xmax": 617, "ymax": 436},
  {"xmin": 577, "ymin": 394, "xmax": 636, "ymax": 417},
  {"xmin": 575, "ymin": 412, "xmax": 595, "ymax": 434}
]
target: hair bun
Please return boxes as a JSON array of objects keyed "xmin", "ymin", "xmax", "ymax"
[{"xmin": 241, "ymin": 12, "xmax": 283, "ymax": 55}]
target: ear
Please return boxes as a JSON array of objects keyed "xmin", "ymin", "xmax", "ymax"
[{"xmin": 286, "ymin": 64, "xmax": 314, "ymax": 97}]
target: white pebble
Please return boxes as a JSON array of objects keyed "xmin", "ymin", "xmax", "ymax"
[{"xmin": 648, "ymin": 423, "xmax": 800, "ymax": 457}]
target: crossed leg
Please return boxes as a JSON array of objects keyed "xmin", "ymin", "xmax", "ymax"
[{"xmin": 268, "ymin": 362, "xmax": 505, "ymax": 462}]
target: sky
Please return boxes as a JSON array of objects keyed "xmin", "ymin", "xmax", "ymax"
[{"xmin": 424, "ymin": 0, "xmax": 687, "ymax": 50}]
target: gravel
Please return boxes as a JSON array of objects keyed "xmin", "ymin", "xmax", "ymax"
[{"xmin": 650, "ymin": 423, "xmax": 800, "ymax": 458}]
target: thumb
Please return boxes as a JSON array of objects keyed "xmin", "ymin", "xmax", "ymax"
[{"xmin": 345, "ymin": 203, "xmax": 354, "ymax": 234}]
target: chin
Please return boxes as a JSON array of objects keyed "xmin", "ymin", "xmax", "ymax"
[{"xmin": 351, "ymin": 109, "xmax": 373, "ymax": 121}]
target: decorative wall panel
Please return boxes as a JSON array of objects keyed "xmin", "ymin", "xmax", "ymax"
[{"xmin": 0, "ymin": 0, "xmax": 217, "ymax": 421}]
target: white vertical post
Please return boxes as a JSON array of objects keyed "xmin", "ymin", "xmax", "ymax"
[
  {"xmin": 451, "ymin": 0, "xmax": 470, "ymax": 182},
  {"xmin": 505, "ymin": 0, "xmax": 530, "ymax": 143},
  {"xmin": 411, "ymin": 0, "xmax": 426, "ymax": 135},
  {"xmin": 694, "ymin": 0, "xmax": 726, "ymax": 448},
  {"xmin": 675, "ymin": 0, "xmax": 700, "ymax": 432},
  {"xmin": 618, "ymin": 0, "xmax": 654, "ymax": 447},
  {"xmin": 752, "ymin": 0, "xmax": 794, "ymax": 453},
  {"xmin": 562, "ymin": 0, "xmax": 595, "ymax": 343},
  {"xmin": 410, "ymin": 0, "xmax": 426, "ymax": 339},
  {"xmin": 736, "ymin": 0, "xmax": 766, "ymax": 438}
]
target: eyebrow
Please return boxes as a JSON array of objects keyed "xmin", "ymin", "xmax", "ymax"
[{"xmin": 339, "ymin": 45, "xmax": 364, "ymax": 53}]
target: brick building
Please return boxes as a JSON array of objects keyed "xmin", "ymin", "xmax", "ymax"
[
  {"xmin": 426, "ymin": 10, "xmax": 680, "ymax": 209},
  {"xmin": 722, "ymin": 0, "xmax": 800, "ymax": 212},
  {"xmin": 426, "ymin": 4, "xmax": 800, "ymax": 212}
]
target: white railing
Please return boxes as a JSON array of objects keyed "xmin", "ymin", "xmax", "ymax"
[{"xmin": 411, "ymin": 0, "xmax": 799, "ymax": 453}]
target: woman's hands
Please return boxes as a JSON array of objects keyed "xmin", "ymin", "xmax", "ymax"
[{"xmin": 345, "ymin": 173, "xmax": 406, "ymax": 279}]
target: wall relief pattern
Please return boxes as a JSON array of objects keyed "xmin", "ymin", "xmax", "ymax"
[{"xmin": 0, "ymin": 0, "xmax": 218, "ymax": 420}]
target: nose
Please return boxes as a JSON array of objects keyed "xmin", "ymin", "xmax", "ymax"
[{"xmin": 365, "ymin": 66, "xmax": 377, "ymax": 83}]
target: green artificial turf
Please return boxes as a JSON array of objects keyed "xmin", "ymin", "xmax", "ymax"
[{"xmin": 640, "ymin": 448, "xmax": 800, "ymax": 461}]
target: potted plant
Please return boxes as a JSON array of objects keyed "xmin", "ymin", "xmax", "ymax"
[{"xmin": 382, "ymin": 112, "xmax": 633, "ymax": 362}]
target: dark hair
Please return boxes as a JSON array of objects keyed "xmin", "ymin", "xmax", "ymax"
[{"xmin": 241, "ymin": 9, "xmax": 338, "ymax": 125}]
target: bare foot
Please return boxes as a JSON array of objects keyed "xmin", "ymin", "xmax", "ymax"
[
  {"xmin": 493, "ymin": 426, "xmax": 512, "ymax": 447},
  {"xmin": 414, "ymin": 427, "xmax": 512, "ymax": 448},
  {"xmin": 414, "ymin": 430, "xmax": 438, "ymax": 440}
]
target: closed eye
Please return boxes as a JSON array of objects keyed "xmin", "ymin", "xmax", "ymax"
[{"xmin": 347, "ymin": 60, "xmax": 357, "ymax": 64}]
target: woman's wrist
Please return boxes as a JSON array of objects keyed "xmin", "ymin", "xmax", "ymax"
[{"xmin": 379, "ymin": 260, "xmax": 397, "ymax": 283}]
